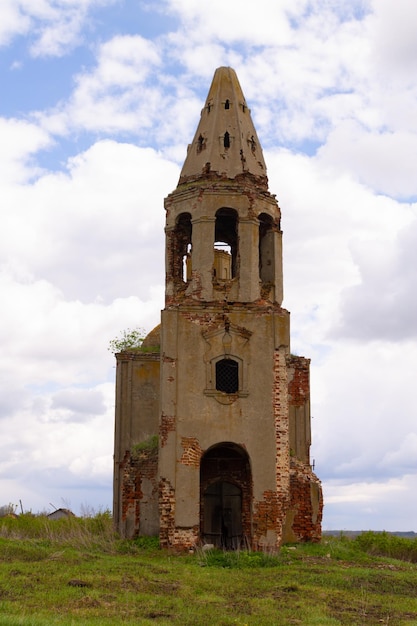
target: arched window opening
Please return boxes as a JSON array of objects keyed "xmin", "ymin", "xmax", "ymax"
[
  {"xmin": 172, "ymin": 213, "xmax": 192, "ymax": 284},
  {"xmin": 259, "ymin": 213, "xmax": 276, "ymax": 283},
  {"xmin": 224, "ymin": 131, "xmax": 230, "ymax": 148},
  {"xmin": 216, "ymin": 358, "xmax": 239, "ymax": 394},
  {"xmin": 224, "ymin": 99, "xmax": 230, "ymax": 110},
  {"xmin": 215, "ymin": 208, "xmax": 238, "ymax": 278}
]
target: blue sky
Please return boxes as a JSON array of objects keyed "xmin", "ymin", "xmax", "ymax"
[{"xmin": 1, "ymin": 0, "xmax": 417, "ymax": 531}]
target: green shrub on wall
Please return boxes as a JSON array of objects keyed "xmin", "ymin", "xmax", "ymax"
[{"xmin": 108, "ymin": 327, "xmax": 145, "ymax": 353}]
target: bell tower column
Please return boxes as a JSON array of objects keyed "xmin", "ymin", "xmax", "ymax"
[
  {"xmin": 273, "ymin": 229, "xmax": 284, "ymax": 305},
  {"xmin": 186, "ymin": 216, "xmax": 215, "ymax": 301}
]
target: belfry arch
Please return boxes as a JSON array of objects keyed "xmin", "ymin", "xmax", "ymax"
[
  {"xmin": 200, "ymin": 443, "xmax": 252, "ymax": 549},
  {"xmin": 214, "ymin": 208, "xmax": 238, "ymax": 278},
  {"xmin": 171, "ymin": 212, "xmax": 192, "ymax": 284}
]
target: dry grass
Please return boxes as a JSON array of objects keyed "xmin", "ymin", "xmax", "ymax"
[{"xmin": 0, "ymin": 516, "xmax": 416, "ymax": 625}]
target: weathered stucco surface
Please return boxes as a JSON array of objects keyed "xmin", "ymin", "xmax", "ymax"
[{"xmin": 113, "ymin": 67, "xmax": 323, "ymax": 550}]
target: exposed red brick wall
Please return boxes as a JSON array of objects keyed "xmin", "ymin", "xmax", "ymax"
[
  {"xmin": 120, "ymin": 448, "xmax": 158, "ymax": 538},
  {"xmin": 160, "ymin": 413, "xmax": 175, "ymax": 447},
  {"xmin": 172, "ymin": 526, "xmax": 199, "ymax": 551},
  {"xmin": 159, "ymin": 476, "xmax": 199, "ymax": 550},
  {"xmin": 289, "ymin": 458, "xmax": 323, "ymax": 542},
  {"xmin": 180, "ymin": 437, "xmax": 203, "ymax": 466},
  {"xmin": 272, "ymin": 347, "xmax": 290, "ymax": 546},
  {"xmin": 159, "ymin": 477, "xmax": 176, "ymax": 548},
  {"xmin": 287, "ymin": 355, "xmax": 310, "ymax": 407},
  {"xmin": 180, "ymin": 310, "xmax": 225, "ymax": 328},
  {"xmin": 252, "ymin": 490, "xmax": 280, "ymax": 549}
]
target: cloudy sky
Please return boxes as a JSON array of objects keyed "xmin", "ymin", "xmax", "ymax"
[{"xmin": 1, "ymin": 0, "xmax": 416, "ymax": 531}]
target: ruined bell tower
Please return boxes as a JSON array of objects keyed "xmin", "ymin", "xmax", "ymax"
[{"xmin": 113, "ymin": 67, "xmax": 323, "ymax": 550}]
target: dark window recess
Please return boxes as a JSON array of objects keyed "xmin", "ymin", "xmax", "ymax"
[
  {"xmin": 215, "ymin": 208, "xmax": 238, "ymax": 278},
  {"xmin": 172, "ymin": 212, "xmax": 192, "ymax": 283},
  {"xmin": 197, "ymin": 134, "xmax": 205, "ymax": 153},
  {"xmin": 216, "ymin": 359, "xmax": 239, "ymax": 393},
  {"xmin": 224, "ymin": 131, "xmax": 230, "ymax": 148},
  {"xmin": 225, "ymin": 99, "xmax": 230, "ymax": 109}
]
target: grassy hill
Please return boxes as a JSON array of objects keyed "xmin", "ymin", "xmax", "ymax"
[
  {"xmin": 0, "ymin": 513, "xmax": 417, "ymax": 625},
  {"xmin": 323, "ymin": 530, "xmax": 417, "ymax": 539}
]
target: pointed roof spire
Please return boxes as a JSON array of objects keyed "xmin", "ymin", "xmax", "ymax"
[{"xmin": 179, "ymin": 67, "xmax": 268, "ymax": 187}]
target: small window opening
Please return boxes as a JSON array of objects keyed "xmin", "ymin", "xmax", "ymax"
[
  {"xmin": 197, "ymin": 134, "xmax": 205, "ymax": 154},
  {"xmin": 224, "ymin": 131, "xmax": 230, "ymax": 149},
  {"xmin": 242, "ymin": 103, "xmax": 246, "ymax": 113},
  {"xmin": 225, "ymin": 99, "xmax": 230, "ymax": 110},
  {"xmin": 216, "ymin": 358, "xmax": 238, "ymax": 394}
]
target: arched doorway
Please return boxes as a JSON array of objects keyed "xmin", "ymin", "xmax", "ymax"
[
  {"xmin": 200, "ymin": 443, "xmax": 251, "ymax": 549},
  {"xmin": 203, "ymin": 481, "xmax": 242, "ymax": 549}
]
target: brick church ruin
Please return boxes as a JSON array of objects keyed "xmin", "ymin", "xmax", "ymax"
[{"xmin": 113, "ymin": 67, "xmax": 323, "ymax": 550}]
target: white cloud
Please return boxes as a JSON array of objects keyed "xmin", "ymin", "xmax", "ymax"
[
  {"xmin": 0, "ymin": 381, "xmax": 115, "ymax": 513},
  {"xmin": 0, "ymin": 1, "xmax": 30, "ymax": 45},
  {"xmin": 311, "ymin": 340, "xmax": 417, "ymax": 482},
  {"xmin": 163, "ymin": 0, "xmax": 297, "ymax": 45},
  {"xmin": 0, "ymin": 135, "xmax": 175, "ymax": 513},
  {"xmin": 265, "ymin": 148, "xmax": 417, "ymax": 532},
  {"xmin": 380, "ymin": 433, "xmax": 417, "ymax": 472},
  {"xmin": 0, "ymin": 269, "xmax": 164, "ymax": 391},
  {"xmin": 0, "ymin": 0, "xmax": 116, "ymax": 56},
  {"xmin": 0, "ymin": 140, "xmax": 178, "ymax": 303},
  {"xmin": 51, "ymin": 388, "xmax": 106, "ymax": 416},
  {"xmin": 335, "ymin": 216, "xmax": 417, "ymax": 341},
  {"xmin": 317, "ymin": 121, "xmax": 417, "ymax": 199},
  {"xmin": 38, "ymin": 34, "xmax": 163, "ymax": 135},
  {"xmin": 324, "ymin": 474, "xmax": 417, "ymax": 531},
  {"xmin": 370, "ymin": 0, "xmax": 417, "ymax": 76},
  {"xmin": 0, "ymin": 117, "xmax": 52, "ymax": 183},
  {"xmin": 266, "ymin": 148, "xmax": 409, "ymax": 319}
]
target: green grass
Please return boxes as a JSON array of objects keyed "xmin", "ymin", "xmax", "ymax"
[{"xmin": 0, "ymin": 517, "xmax": 417, "ymax": 625}]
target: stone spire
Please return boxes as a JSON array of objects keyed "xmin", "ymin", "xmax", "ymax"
[{"xmin": 179, "ymin": 67, "xmax": 268, "ymax": 186}]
